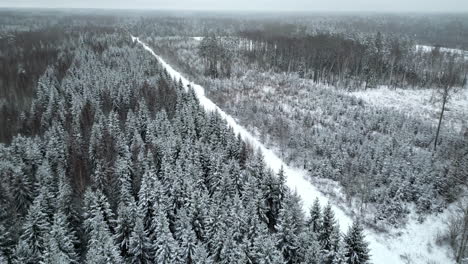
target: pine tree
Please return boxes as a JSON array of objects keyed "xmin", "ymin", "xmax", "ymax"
[
  {"xmin": 343, "ymin": 221, "xmax": 370, "ymax": 264},
  {"xmin": 191, "ymin": 243, "xmax": 213, "ymax": 264},
  {"xmin": 138, "ymin": 164, "xmax": 158, "ymax": 231},
  {"xmin": 19, "ymin": 193, "xmax": 50, "ymax": 263},
  {"xmin": 128, "ymin": 217, "xmax": 152, "ymax": 264},
  {"xmin": 83, "ymin": 189, "xmax": 115, "ymax": 235},
  {"xmin": 85, "ymin": 210, "xmax": 122, "ymax": 264},
  {"xmin": 308, "ymin": 198, "xmax": 322, "ymax": 233},
  {"xmin": 45, "ymin": 211, "xmax": 79, "ymax": 263},
  {"xmin": 0, "ymin": 249, "xmax": 5, "ymax": 264},
  {"xmin": 115, "ymin": 200, "xmax": 137, "ymax": 259},
  {"xmin": 319, "ymin": 203, "xmax": 341, "ymax": 264},
  {"xmin": 251, "ymin": 225, "xmax": 285, "ymax": 264},
  {"xmin": 56, "ymin": 171, "xmax": 81, "ymax": 252},
  {"xmin": 41, "ymin": 232, "xmax": 74, "ymax": 264},
  {"xmin": 263, "ymin": 168, "xmax": 282, "ymax": 232},
  {"xmin": 35, "ymin": 161, "xmax": 58, "ymax": 221},
  {"xmin": 10, "ymin": 166, "xmax": 33, "ymax": 216},
  {"xmin": 216, "ymin": 228, "xmax": 247, "ymax": 264},
  {"xmin": 275, "ymin": 192, "xmax": 303, "ymax": 264},
  {"xmin": 0, "ymin": 223, "xmax": 14, "ymax": 262},
  {"xmin": 299, "ymin": 230, "xmax": 322, "ymax": 264},
  {"xmin": 327, "ymin": 224, "xmax": 343, "ymax": 264},
  {"xmin": 12, "ymin": 240, "xmax": 35, "ymax": 264},
  {"xmin": 152, "ymin": 208, "xmax": 179, "ymax": 264},
  {"xmin": 175, "ymin": 209, "xmax": 198, "ymax": 263},
  {"xmin": 319, "ymin": 203, "xmax": 337, "ymax": 251}
]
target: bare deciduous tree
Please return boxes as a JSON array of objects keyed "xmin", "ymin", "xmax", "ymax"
[{"xmin": 434, "ymin": 55, "xmax": 464, "ymax": 151}]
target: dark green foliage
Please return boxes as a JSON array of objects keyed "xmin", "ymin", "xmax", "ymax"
[
  {"xmin": 343, "ymin": 221, "xmax": 370, "ymax": 264},
  {"xmin": 18, "ymin": 193, "xmax": 50, "ymax": 263},
  {"xmin": 128, "ymin": 218, "xmax": 152, "ymax": 264},
  {"xmin": 308, "ymin": 198, "xmax": 322, "ymax": 233}
]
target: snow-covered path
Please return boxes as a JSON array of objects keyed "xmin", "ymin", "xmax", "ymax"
[{"xmin": 132, "ymin": 36, "xmax": 454, "ymax": 264}]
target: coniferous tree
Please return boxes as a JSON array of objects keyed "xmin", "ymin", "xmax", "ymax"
[
  {"xmin": 319, "ymin": 203, "xmax": 341, "ymax": 264},
  {"xmin": 251, "ymin": 225, "xmax": 285, "ymax": 264},
  {"xmin": 115, "ymin": 199, "xmax": 137, "ymax": 259},
  {"xmin": 12, "ymin": 240, "xmax": 35, "ymax": 264},
  {"xmin": 10, "ymin": 167, "xmax": 34, "ymax": 217},
  {"xmin": 0, "ymin": 223, "xmax": 14, "ymax": 262},
  {"xmin": 319, "ymin": 203, "xmax": 337, "ymax": 250},
  {"xmin": 41, "ymin": 232, "xmax": 74, "ymax": 264},
  {"xmin": 343, "ymin": 221, "xmax": 370, "ymax": 264},
  {"xmin": 308, "ymin": 198, "xmax": 322, "ymax": 233},
  {"xmin": 299, "ymin": 230, "xmax": 323, "ymax": 264},
  {"xmin": 85, "ymin": 210, "xmax": 122, "ymax": 264},
  {"xmin": 275, "ymin": 192, "xmax": 303, "ymax": 264},
  {"xmin": 152, "ymin": 207, "xmax": 179, "ymax": 264},
  {"xmin": 0, "ymin": 28, "xmax": 385, "ymax": 264},
  {"xmin": 83, "ymin": 189, "xmax": 115, "ymax": 235},
  {"xmin": 35, "ymin": 161, "xmax": 57, "ymax": 221},
  {"xmin": 18, "ymin": 193, "xmax": 50, "ymax": 263},
  {"xmin": 175, "ymin": 209, "xmax": 198, "ymax": 263},
  {"xmin": 191, "ymin": 243, "xmax": 213, "ymax": 264},
  {"xmin": 128, "ymin": 217, "xmax": 152, "ymax": 264},
  {"xmin": 44, "ymin": 211, "xmax": 79, "ymax": 263}
]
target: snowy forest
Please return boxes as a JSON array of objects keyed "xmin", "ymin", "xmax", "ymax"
[
  {"xmin": 149, "ymin": 33, "xmax": 468, "ymax": 222},
  {"xmin": 0, "ymin": 12, "xmax": 371, "ymax": 264},
  {"xmin": 0, "ymin": 9, "xmax": 467, "ymax": 264}
]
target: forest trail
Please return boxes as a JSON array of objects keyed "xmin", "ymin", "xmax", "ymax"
[{"xmin": 132, "ymin": 35, "xmax": 453, "ymax": 264}]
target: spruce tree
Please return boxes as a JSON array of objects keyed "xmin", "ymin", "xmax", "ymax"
[
  {"xmin": 299, "ymin": 230, "xmax": 323, "ymax": 264},
  {"xmin": 308, "ymin": 198, "xmax": 322, "ymax": 233},
  {"xmin": 128, "ymin": 217, "xmax": 152, "ymax": 264},
  {"xmin": 191, "ymin": 243, "xmax": 213, "ymax": 264},
  {"xmin": 10, "ymin": 167, "xmax": 34, "ymax": 217},
  {"xmin": 216, "ymin": 228, "xmax": 247, "ymax": 264},
  {"xmin": 151, "ymin": 208, "xmax": 179, "ymax": 264},
  {"xmin": 12, "ymin": 240, "xmax": 35, "ymax": 264},
  {"xmin": 319, "ymin": 203, "xmax": 337, "ymax": 251},
  {"xmin": 175, "ymin": 209, "xmax": 198, "ymax": 263},
  {"xmin": 41, "ymin": 232, "xmax": 74, "ymax": 264},
  {"xmin": 275, "ymin": 192, "xmax": 302, "ymax": 264},
  {"xmin": 319, "ymin": 203, "xmax": 341, "ymax": 264},
  {"xmin": 46, "ymin": 211, "xmax": 79, "ymax": 263},
  {"xmin": 19, "ymin": 193, "xmax": 50, "ymax": 263},
  {"xmin": 85, "ymin": 210, "xmax": 122, "ymax": 264},
  {"xmin": 343, "ymin": 221, "xmax": 370, "ymax": 264},
  {"xmin": 251, "ymin": 225, "xmax": 285, "ymax": 264},
  {"xmin": 115, "ymin": 200, "xmax": 137, "ymax": 259}
]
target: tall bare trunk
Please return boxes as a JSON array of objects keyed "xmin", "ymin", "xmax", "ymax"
[
  {"xmin": 456, "ymin": 207, "xmax": 468, "ymax": 263},
  {"xmin": 434, "ymin": 93, "xmax": 447, "ymax": 151}
]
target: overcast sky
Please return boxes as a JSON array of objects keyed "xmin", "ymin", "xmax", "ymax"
[{"xmin": 1, "ymin": 0, "xmax": 468, "ymax": 12}]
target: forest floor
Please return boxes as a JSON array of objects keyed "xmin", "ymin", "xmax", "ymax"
[{"xmin": 133, "ymin": 35, "xmax": 457, "ymax": 264}]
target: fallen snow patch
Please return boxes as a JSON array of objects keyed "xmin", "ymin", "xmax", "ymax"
[
  {"xmin": 415, "ymin": 45, "xmax": 468, "ymax": 60},
  {"xmin": 350, "ymin": 86, "xmax": 468, "ymax": 132}
]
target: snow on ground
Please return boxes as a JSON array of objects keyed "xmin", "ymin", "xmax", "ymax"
[
  {"xmin": 350, "ymin": 86, "xmax": 468, "ymax": 132},
  {"xmin": 133, "ymin": 35, "xmax": 455, "ymax": 264},
  {"xmin": 193, "ymin": 36, "xmax": 204, "ymax": 41},
  {"xmin": 415, "ymin": 44, "xmax": 468, "ymax": 60}
]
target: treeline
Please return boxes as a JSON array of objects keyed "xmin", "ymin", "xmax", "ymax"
[
  {"xmin": 0, "ymin": 17, "xmax": 370, "ymax": 264},
  {"xmin": 236, "ymin": 30, "xmax": 467, "ymax": 90},
  {"xmin": 327, "ymin": 14, "xmax": 468, "ymax": 50},
  {"xmin": 133, "ymin": 12, "xmax": 468, "ymax": 50}
]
